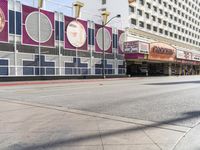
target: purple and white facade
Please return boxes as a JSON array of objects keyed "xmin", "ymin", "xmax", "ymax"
[{"xmin": 0, "ymin": 0, "xmax": 126, "ymax": 77}]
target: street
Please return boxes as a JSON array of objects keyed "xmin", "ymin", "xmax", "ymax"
[{"xmin": 1, "ymin": 76, "xmax": 200, "ymax": 150}]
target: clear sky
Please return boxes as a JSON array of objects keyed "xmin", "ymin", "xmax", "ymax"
[{"xmin": 18, "ymin": 0, "xmax": 73, "ymax": 16}]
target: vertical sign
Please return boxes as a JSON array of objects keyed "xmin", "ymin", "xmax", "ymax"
[
  {"xmin": 0, "ymin": 0, "xmax": 8, "ymax": 42},
  {"xmin": 118, "ymin": 30, "xmax": 125, "ymax": 54},
  {"xmin": 95, "ymin": 24, "xmax": 112, "ymax": 53}
]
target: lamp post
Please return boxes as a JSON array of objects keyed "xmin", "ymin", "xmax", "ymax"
[
  {"xmin": 38, "ymin": 0, "xmax": 44, "ymax": 76},
  {"xmin": 73, "ymin": 1, "xmax": 84, "ymax": 75},
  {"xmin": 73, "ymin": 1, "xmax": 84, "ymax": 18},
  {"xmin": 101, "ymin": 12, "xmax": 121, "ymax": 78}
]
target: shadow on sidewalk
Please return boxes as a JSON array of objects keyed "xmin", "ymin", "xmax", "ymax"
[
  {"xmin": 145, "ymin": 80, "xmax": 200, "ymax": 85},
  {"xmin": 10, "ymin": 111, "xmax": 200, "ymax": 150}
]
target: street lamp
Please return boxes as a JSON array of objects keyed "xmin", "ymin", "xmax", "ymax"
[
  {"xmin": 101, "ymin": 11, "xmax": 121, "ymax": 78},
  {"xmin": 73, "ymin": 1, "xmax": 84, "ymax": 18},
  {"xmin": 38, "ymin": 0, "xmax": 44, "ymax": 8}
]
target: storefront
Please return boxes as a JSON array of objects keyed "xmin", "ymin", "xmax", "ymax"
[
  {"xmin": 124, "ymin": 41, "xmax": 149, "ymax": 76},
  {"xmin": 148, "ymin": 42, "xmax": 176, "ymax": 76},
  {"xmin": 175, "ymin": 50, "xmax": 200, "ymax": 75},
  {"xmin": 125, "ymin": 41, "xmax": 200, "ymax": 76}
]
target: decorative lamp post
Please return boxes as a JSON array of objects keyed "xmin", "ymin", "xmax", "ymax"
[
  {"xmin": 73, "ymin": 1, "xmax": 84, "ymax": 75},
  {"xmin": 73, "ymin": 1, "xmax": 84, "ymax": 18},
  {"xmin": 38, "ymin": 0, "xmax": 43, "ymax": 8},
  {"xmin": 101, "ymin": 11, "xmax": 121, "ymax": 78}
]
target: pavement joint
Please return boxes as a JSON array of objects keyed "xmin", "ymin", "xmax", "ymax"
[
  {"xmin": 143, "ymin": 130, "xmax": 162, "ymax": 150},
  {"xmin": 0, "ymin": 99, "xmax": 191, "ymax": 133}
]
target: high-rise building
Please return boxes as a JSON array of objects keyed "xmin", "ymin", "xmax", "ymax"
[{"xmin": 79, "ymin": 0, "xmax": 200, "ymax": 76}]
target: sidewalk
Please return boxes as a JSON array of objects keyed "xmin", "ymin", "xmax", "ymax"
[{"xmin": 0, "ymin": 100, "xmax": 191, "ymax": 150}]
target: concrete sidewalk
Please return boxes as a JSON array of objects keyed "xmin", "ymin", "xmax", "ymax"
[{"xmin": 0, "ymin": 100, "xmax": 192, "ymax": 150}]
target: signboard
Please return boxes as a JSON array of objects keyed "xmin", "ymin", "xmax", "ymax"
[
  {"xmin": 66, "ymin": 20, "xmax": 86, "ymax": 48},
  {"xmin": 124, "ymin": 41, "xmax": 149, "ymax": 54},
  {"xmin": 95, "ymin": 24, "xmax": 112, "ymax": 53},
  {"xmin": 192, "ymin": 53, "xmax": 200, "ymax": 62},
  {"xmin": 118, "ymin": 30, "xmax": 125, "ymax": 54},
  {"xmin": 64, "ymin": 16, "xmax": 88, "ymax": 51},
  {"xmin": 22, "ymin": 5, "xmax": 55, "ymax": 47},
  {"xmin": 124, "ymin": 41, "xmax": 139, "ymax": 53},
  {"xmin": 149, "ymin": 43, "xmax": 176, "ymax": 62},
  {"xmin": 176, "ymin": 50, "xmax": 192, "ymax": 60},
  {"xmin": 0, "ymin": 0, "xmax": 8, "ymax": 42}
]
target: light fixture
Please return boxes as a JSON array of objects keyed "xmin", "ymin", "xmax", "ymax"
[
  {"xmin": 38, "ymin": 0, "xmax": 43, "ymax": 9},
  {"xmin": 73, "ymin": 1, "xmax": 84, "ymax": 19}
]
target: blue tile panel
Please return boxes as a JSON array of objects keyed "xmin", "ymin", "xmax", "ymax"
[
  {"xmin": 9, "ymin": 10, "xmax": 21, "ymax": 35},
  {"xmin": 23, "ymin": 55, "xmax": 55, "ymax": 75},
  {"xmin": 55, "ymin": 21, "xmax": 64, "ymax": 41},
  {"xmin": 118, "ymin": 61, "xmax": 126, "ymax": 75},
  {"xmin": 0, "ymin": 59, "xmax": 8, "ymax": 75},
  {"xmin": 95, "ymin": 60, "xmax": 113, "ymax": 75},
  {"xmin": 65, "ymin": 58, "xmax": 89, "ymax": 75}
]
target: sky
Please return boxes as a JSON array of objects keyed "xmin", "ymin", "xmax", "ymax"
[{"xmin": 18, "ymin": 0, "xmax": 73, "ymax": 16}]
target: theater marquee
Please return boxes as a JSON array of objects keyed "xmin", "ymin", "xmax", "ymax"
[{"xmin": 149, "ymin": 43, "xmax": 176, "ymax": 62}]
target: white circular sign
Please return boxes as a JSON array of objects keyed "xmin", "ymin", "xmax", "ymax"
[
  {"xmin": 25, "ymin": 12, "xmax": 52, "ymax": 43},
  {"xmin": 119, "ymin": 33, "xmax": 125, "ymax": 52},
  {"xmin": 0, "ymin": 8, "xmax": 5, "ymax": 33},
  {"xmin": 66, "ymin": 21, "xmax": 86, "ymax": 48},
  {"xmin": 96, "ymin": 28, "xmax": 111, "ymax": 51}
]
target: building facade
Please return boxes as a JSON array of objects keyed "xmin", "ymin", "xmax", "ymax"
[
  {"xmin": 77, "ymin": 0, "xmax": 200, "ymax": 76},
  {"xmin": 0, "ymin": 0, "xmax": 126, "ymax": 77},
  {"xmin": 127, "ymin": 0, "xmax": 200, "ymax": 76}
]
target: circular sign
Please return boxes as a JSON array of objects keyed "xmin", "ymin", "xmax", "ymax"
[
  {"xmin": 25, "ymin": 12, "xmax": 52, "ymax": 43},
  {"xmin": 0, "ymin": 8, "xmax": 5, "ymax": 32},
  {"xmin": 66, "ymin": 21, "xmax": 86, "ymax": 48},
  {"xmin": 96, "ymin": 28, "xmax": 111, "ymax": 51},
  {"xmin": 119, "ymin": 33, "xmax": 125, "ymax": 52}
]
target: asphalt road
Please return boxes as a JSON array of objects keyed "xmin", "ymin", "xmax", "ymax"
[{"xmin": 1, "ymin": 76, "xmax": 200, "ymax": 128}]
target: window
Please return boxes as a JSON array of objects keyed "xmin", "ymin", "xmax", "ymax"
[
  {"xmin": 131, "ymin": 18, "xmax": 137, "ymax": 25},
  {"xmin": 112, "ymin": 34, "xmax": 118, "ymax": 48},
  {"xmin": 147, "ymin": 3, "xmax": 151, "ymax": 9},
  {"xmin": 55, "ymin": 21, "xmax": 64, "ymax": 41},
  {"xmin": 102, "ymin": 0, "xmax": 106, "ymax": 5},
  {"xmin": 129, "ymin": 6, "xmax": 135, "ymax": 13},
  {"xmin": 88, "ymin": 28, "xmax": 95, "ymax": 45},
  {"xmin": 139, "ymin": 0, "xmax": 144, "ymax": 5},
  {"xmin": 159, "ymin": 28, "xmax": 163, "ymax": 34},
  {"xmin": 139, "ymin": 21, "xmax": 144, "ymax": 27},
  {"xmin": 137, "ymin": 9, "xmax": 142, "ymax": 16},
  {"xmin": 147, "ymin": 24, "xmax": 151, "ymax": 30},
  {"xmin": 9, "ymin": 10, "xmax": 21, "ymax": 35},
  {"xmin": 145, "ymin": 13, "xmax": 149, "ymax": 19},
  {"xmin": 153, "ymin": 26, "xmax": 158, "ymax": 32},
  {"xmin": 0, "ymin": 59, "xmax": 8, "ymax": 76}
]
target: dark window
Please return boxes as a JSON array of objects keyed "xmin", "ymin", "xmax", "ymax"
[
  {"xmin": 9, "ymin": 10, "xmax": 21, "ymax": 35},
  {"xmin": 55, "ymin": 21, "xmax": 59, "ymax": 40},
  {"xmin": 112, "ymin": 34, "xmax": 118, "ymax": 48},
  {"xmin": 55, "ymin": 21, "xmax": 64, "ymax": 41},
  {"xmin": 88, "ymin": 28, "xmax": 95, "ymax": 45},
  {"xmin": 0, "ymin": 59, "xmax": 8, "ymax": 76},
  {"xmin": 102, "ymin": 0, "xmax": 106, "ymax": 5}
]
